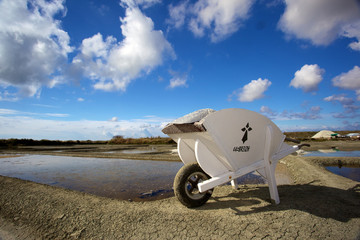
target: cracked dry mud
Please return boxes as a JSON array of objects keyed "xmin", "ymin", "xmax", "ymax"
[{"xmin": 0, "ymin": 142, "xmax": 359, "ymax": 239}]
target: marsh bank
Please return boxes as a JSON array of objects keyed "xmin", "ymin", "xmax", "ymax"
[{"xmin": 0, "ymin": 140, "xmax": 359, "ymax": 239}]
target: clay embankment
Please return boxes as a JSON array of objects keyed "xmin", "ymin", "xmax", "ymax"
[{"xmin": 0, "ymin": 141, "xmax": 359, "ymax": 239}]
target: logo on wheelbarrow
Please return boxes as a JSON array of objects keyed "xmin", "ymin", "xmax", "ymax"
[
  {"xmin": 233, "ymin": 122, "xmax": 252, "ymax": 152},
  {"xmin": 241, "ymin": 122, "xmax": 252, "ymax": 144}
]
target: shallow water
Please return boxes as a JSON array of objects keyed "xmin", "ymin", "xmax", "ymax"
[
  {"xmin": 304, "ymin": 150, "xmax": 360, "ymax": 157},
  {"xmin": 304, "ymin": 150, "xmax": 360, "ymax": 182},
  {"xmin": 0, "ymin": 155, "xmax": 182, "ymax": 201},
  {"xmin": 120, "ymin": 148, "xmax": 157, "ymax": 154},
  {"xmin": 0, "ymin": 155, "xmax": 267, "ymax": 201},
  {"xmin": 102, "ymin": 148, "xmax": 157, "ymax": 154},
  {"xmin": 325, "ymin": 166, "xmax": 360, "ymax": 182}
]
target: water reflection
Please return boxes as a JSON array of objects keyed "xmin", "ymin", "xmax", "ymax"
[
  {"xmin": 0, "ymin": 155, "xmax": 287, "ymax": 201},
  {"xmin": 325, "ymin": 166, "xmax": 360, "ymax": 182},
  {"xmin": 120, "ymin": 148, "xmax": 157, "ymax": 154},
  {"xmin": 304, "ymin": 150, "xmax": 360, "ymax": 182},
  {"xmin": 304, "ymin": 150, "xmax": 360, "ymax": 157},
  {"xmin": 0, "ymin": 155, "xmax": 182, "ymax": 201}
]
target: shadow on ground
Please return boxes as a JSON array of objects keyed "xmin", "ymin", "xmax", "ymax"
[{"xmin": 202, "ymin": 183, "xmax": 360, "ymax": 222}]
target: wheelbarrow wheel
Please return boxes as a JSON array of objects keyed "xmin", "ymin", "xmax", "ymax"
[{"xmin": 174, "ymin": 163, "xmax": 213, "ymax": 208}]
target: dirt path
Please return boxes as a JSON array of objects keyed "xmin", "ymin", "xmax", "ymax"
[{"xmin": 0, "ymin": 153, "xmax": 359, "ymax": 239}]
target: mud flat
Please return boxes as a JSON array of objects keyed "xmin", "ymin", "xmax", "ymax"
[
  {"xmin": 0, "ymin": 141, "xmax": 359, "ymax": 239},
  {"xmin": 0, "ymin": 144, "xmax": 181, "ymax": 162}
]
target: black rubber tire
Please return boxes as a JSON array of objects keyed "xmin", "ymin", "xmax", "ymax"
[{"xmin": 174, "ymin": 163, "xmax": 213, "ymax": 208}]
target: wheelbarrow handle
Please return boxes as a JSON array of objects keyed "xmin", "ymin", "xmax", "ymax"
[
  {"xmin": 285, "ymin": 137, "xmax": 301, "ymax": 144},
  {"xmin": 285, "ymin": 137, "xmax": 311, "ymax": 149},
  {"xmin": 297, "ymin": 143, "xmax": 311, "ymax": 149}
]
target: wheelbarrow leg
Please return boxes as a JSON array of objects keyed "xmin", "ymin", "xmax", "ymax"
[
  {"xmin": 264, "ymin": 125, "xmax": 280, "ymax": 204},
  {"xmin": 231, "ymin": 179, "xmax": 239, "ymax": 190}
]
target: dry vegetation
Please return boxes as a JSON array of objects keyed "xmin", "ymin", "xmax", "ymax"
[
  {"xmin": 107, "ymin": 135, "xmax": 175, "ymax": 145},
  {"xmin": 0, "ymin": 131, "xmax": 358, "ymax": 149},
  {"xmin": 0, "ymin": 136, "xmax": 175, "ymax": 148},
  {"xmin": 284, "ymin": 131, "xmax": 360, "ymax": 141}
]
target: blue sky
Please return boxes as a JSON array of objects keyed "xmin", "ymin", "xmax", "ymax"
[{"xmin": 0, "ymin": 0, "xmax": 360, "ymax": 140}]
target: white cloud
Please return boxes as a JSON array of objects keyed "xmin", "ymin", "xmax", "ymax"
[
  {"xmin": 278, "ymin": 0, "xmax": 360, "ymax": 49},
  {"xmin": 168, "ymin": 77, "xmax": 188, "ymax": 89},
  {"xmin": 109, "ymin": 117, "xmax": 118, "ymax": 122},
  {"xmin": 342, "ymin": 21, "xmax": 360, "ymax": 51},
  {"xmin": 324, "ymin": 94, "xmax": 360, "ymax": 118},
  {"xmin": 237, "ymin": 78, "xmax": 271, "ymax": 102},
  {"xmin": 167, "ymin": 70, "xmax": 188, "ymax": 89},
  {"xmin": 324, "ymin": 94, "xmax": 355, "ymax": 106},
  {"xmin": 121, "ymin": 0, "xmax": 160, "ymax": 9},
  {"xmin": 167, "ymin": 1, "xmax": 189, "ymax": 29},
  {"xmin": 260, "ymin": 106, "xmax": 277, "ymax": 118},
  {"xmin": 0, "ymin": 0, "xmax": 72, "ymax": 97},
  {"xmin": 168, "ymin": 0, "xmax": 255, "ymax": 42},
  {"xmin": 290, "ymin": 106, "xmax": 321, "ymax": 120},
  {"xmin": 290, "ymin": 64, "xmax": 324, "ymax": 92},
  {"xmin": 80, "ymin": 33, "xmax": 115, "ymax": 59},
  {"xmin": 0, "ymin": 108, "xmax": 69, "ymax": 118},
  {"xmin": 77, "ymin": 98, "xmax": 85, "ymax": 102},
  {"xmin": 45, "ymin": 113, "xmax": 69, "ymax": 118},
  {"xmin": 259, "ymin": 106, "xmax": 322, "ymax": 121},
  {"xmin": 190, "ymin": 0, "xmax": 255, "ymax": 42},
  {"xmin": 73, "ymin": 6, "xmax": 175, "ymax": 92},
  {"xmin": 0, "ymin": 115, "xmax": 172, "ymax": 140},
  {"xmin": 0, "ymin": 108, "xmax": 19, "ymax": 115},
  {"xmin": 332, "ymin": 66, "xmax": 360, "ymax": 100},
  {"xmin": 0, "ymin": 91, "xmax": 19, "ymax": 102},
  {"xmin": 341, "ymin": 120, "xmax": 360, "ymax": 130}
]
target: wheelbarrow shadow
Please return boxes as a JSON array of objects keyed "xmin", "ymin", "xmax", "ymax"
[{"xmin": 201, "ymin": 183, "xmax": 360, "ymax": 222}]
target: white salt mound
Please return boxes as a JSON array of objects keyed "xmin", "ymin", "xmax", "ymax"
[{"xmin": 171, "ymin": 108, "xmax": 216, "ymax": 124}]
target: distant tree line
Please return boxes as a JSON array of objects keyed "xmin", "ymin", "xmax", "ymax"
[
  {"xmin": 108, "ymin": 135, "xmax": 175, "ymax": 145},
  {"xmin": 0, "ymin": 136, "xmax": 175, "ymax": 148},
  {"xmin": 1, "ymin": 131, "xmax": 357, "ymax": 148}
]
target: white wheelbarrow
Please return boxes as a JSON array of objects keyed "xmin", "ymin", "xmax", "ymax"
[{"xmin": 162, "ymin": 108, "xmax": 309, "ymax": 208}]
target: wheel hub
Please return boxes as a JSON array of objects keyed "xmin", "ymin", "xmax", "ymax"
[{"xmin": 185, "ymin": 171, "xmax": 208, "ymax": 200}]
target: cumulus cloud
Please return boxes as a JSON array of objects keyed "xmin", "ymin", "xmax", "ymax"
[
  {"xmin": 290, "ymin": 106, "xmax": 322, "ymax": 120},
  {"xmin": 167, "ymin": 70, "xmax": 188, "ymax": 89},
  {"xmin": 324, "ymin": 94, "xmax": 360, "ymax": 118},
  {"xmin": 260, "ymin": 106, "xmax": 277, "ymax": 119},
  {"xmin": 0, "ymin": 0, "xmax": 176, "ymax": 98},
  {"xmin": 80, "ymin": 33, "xmax": 115, "ymax": 59},
  {"xmin": 332, "ymin": 66, "xmax": 360, "ymax": 100},
  {"xmin": 167, "ymin": 0, "xmax": 189, "ymax": 29},
  {"xmin": 168, "ymin": 77, "xmax": 188, "ymax": 89},
  {"xmin": 168, "ymin": 0, "xmax": 255, "ymax": 42},
  {"xmin": 0, "ymin": 91, "xmax": 19, "ymax": 102},
  {"xmin": 341, "ymin": 120, "xmax": 360, "ymax": 130},
  {"xmin": 290, "ymin": 64, "xmax": 324, "ymax": 92},
  {"xmin": 121, "ymin": 0, "xmax": 160, "ymax": 9},
  {"xmin": 324, "ymin": 94, "xmax": 355, "ymax": 106},
  {"xmin": 0, "ymin": 0, "xmax": 72, "ymax": 97},
  {"xmin": 236, "ymin": 78, "xmax": 271, "ymax": 102},
  {"xmin": 278, "ymin": 0, "xmax": 360, "ymax": 50},
  {"xmin": 332, "ymin": 112, "xmax": 360, "ymax": 119},
  {"xmin": 109, "ymin": 117, "xmax": 118, "ymax": 122},
  {"xmin": 73, "ymin": 6, "xmax": 175, "ymax": 92},
  {"xmin": 342, "ymin": 21, "xmax": 360, "ymax": 51}
]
